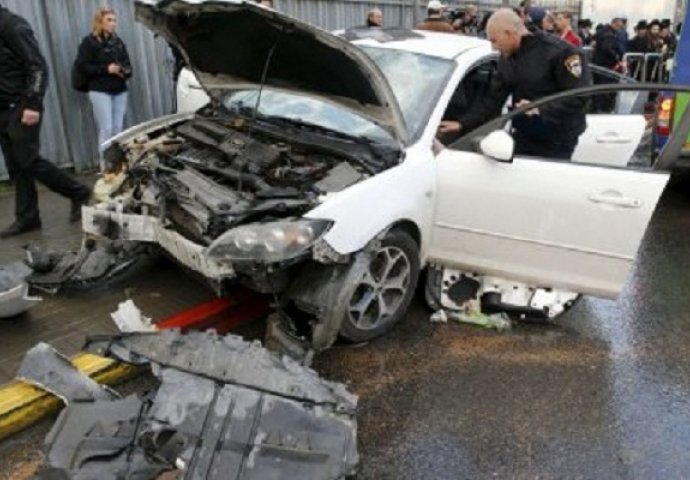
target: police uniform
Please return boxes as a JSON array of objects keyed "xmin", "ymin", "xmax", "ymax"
[
  {"xmin": 458, "ymin": 31, "xmax": 590, "ymax": 159},
  {"xmin": 0, "ymin": 5, "xmax": 89, "ymax": 237}
]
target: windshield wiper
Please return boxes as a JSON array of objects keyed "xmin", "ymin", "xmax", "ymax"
[
  {"xmin": 261, "ymin": 115, "xmax": 352, "ymax": 140},
  {"xmin": 262, "ymin": 115, "xmax": 381, "ymax": 145},
  {"xmin": 223, "ymin": 101, "xmax": 388, "ymax": 145}
]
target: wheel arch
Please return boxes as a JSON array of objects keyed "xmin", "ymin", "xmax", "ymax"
[{"xmin": 388, "ymin": 219, "xmax": 422, "ymax": 250}]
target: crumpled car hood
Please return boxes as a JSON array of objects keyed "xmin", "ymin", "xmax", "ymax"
[{"xmin": 135, "ymin": 0, "xmax": 408, "ymax": 144}]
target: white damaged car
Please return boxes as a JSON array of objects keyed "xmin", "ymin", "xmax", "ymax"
[{"xmin": 84, "ymin": 0, "xmax": 690, "ymax": 354}]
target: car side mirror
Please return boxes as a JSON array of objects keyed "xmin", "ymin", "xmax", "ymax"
[{"xmin": 479, "ymin": 130, "xmax": 514, "ymax": 163}]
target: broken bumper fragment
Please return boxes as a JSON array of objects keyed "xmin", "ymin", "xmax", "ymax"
[
  {"xmin": 144, "ymin": 367, "xmax": 358, "ymax": 479},
  {"xmin": 0, "ymin": 262, "xmax": 41, "ymax": 318},
  {"xmin": 83, "ymin": 330, "xmax": 357, "ymax": 409},
  {"xmin": 25, "ymin": 238, "xmax": 157, "ymax": 294},
  {"xmin": 16, "ymin": 343, "xmax": 118, "ymax": 404},
  {"xmin": 82, "ymin": 206, "xmax": 234, "ymax": 281},
  {"xmin": 36, "ymin": 394, "xmax": 167, "ymax": 480},
  {"xmin": 33, "ymin": 330, "xmax": 359, "ymax": 479}
]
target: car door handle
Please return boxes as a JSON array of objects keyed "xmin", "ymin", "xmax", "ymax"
[
  {"xmin": 596, "ymin": 132, "xmax": 633, "ymax": 144},
  {"xmin": 588, "ymin": 192, "xmax": 642, "ymax": 208}
]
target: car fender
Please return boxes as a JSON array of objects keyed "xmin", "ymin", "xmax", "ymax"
[{"xmin": 304, "ymin": 143, "xmax": 435, "ymax": 261}]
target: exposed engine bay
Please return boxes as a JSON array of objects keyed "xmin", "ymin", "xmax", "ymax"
[{"xmin": 97, "ymin": 110, "xmax": 400, "ymax": 246}]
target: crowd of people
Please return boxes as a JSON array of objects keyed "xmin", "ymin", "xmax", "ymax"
[
  {"xmin": 363, "ymin": 1, "xmax": 585, "ymax": 40},
  {"xmin": 366, "ymin": 1, "xmax": 681, "ymax": 82},
  {"xmin": 360, "ymin": 1, "xmax": 684, "ymax": 158}
]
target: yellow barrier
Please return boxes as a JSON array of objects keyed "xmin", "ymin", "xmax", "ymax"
[{"xmin": 0, "ymin": 353, "xmax": 138, "ymax": 441}]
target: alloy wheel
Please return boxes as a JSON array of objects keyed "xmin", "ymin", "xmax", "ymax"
[{"xmin": 347, "ymin": 246, "xmax": 411, "ymax": 330}]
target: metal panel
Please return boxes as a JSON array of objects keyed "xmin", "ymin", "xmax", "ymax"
[{"xmin": 0, "ymin": 0, "xmax": 174, "ymax": 179}]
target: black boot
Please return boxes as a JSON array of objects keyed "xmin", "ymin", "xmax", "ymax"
[
  {"xmin": 70, "ymin": 189, "xmax": 91, "ymax": 223},
  {"xmin": 0, "ymin": 219, "xmax": 42, "ymax": 239}
]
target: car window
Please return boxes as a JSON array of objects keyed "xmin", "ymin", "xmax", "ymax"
[
  {"xmin": 361, "ymin": 46, "xmax": 455, "ymax": 142},
  {"xmin": 439, "ymin": 59, "xmax": 498, "ymax": 145},
  {"xmin": 590, "ymin": 65, "xmax": 647, "ymax": 115},
  {"xmin": 448, "ymin": 85, "xmax": 688, "ymax": 171},
  {"xmin": 221, "ymin": 90, "xmax": 394, "ymax": 144}
]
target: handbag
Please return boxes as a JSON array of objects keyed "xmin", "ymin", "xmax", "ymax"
[{"xmin": 71, "ymin": 58, "xmax": 89, "ymax": 93}]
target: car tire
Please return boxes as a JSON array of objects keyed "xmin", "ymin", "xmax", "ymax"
[{"xmin": 338, "ymin": 229, "xmax": 420, "ymax": 343}]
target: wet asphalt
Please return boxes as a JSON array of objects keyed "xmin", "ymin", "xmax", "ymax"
[
  {"xmin": 2, "ymin": 179, "xmax": 690, "ymax": 479},
  {"xmin": 0, "ymin": 177, "xmax": 217, "ymax": 384},
  {"xmin": 313, "ymin": 180, "xmax": 690, "ymax": 479}
]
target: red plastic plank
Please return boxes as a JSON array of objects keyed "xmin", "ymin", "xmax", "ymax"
[{"xmin": 156, "ymin": 289, "xmax": 271, "ymax": 333}]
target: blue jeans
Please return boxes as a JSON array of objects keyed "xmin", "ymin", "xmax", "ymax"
[{"xmin": 88, "ymin": 91, "xmax": 128, "ymax": 165}]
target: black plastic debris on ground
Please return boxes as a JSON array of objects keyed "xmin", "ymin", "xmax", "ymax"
[
  {"xmin": 25, "ymin": 239, "xmax": 157, "ymax": 294},
  {"xmin": 35, "ymin": 395, "xmax": 167, "ymax": 480},
  {"xmin": 34, "ymin": 331, "xmax": 359, "ymax": 480},
  {"xmin": 16, "ymin": 343, "xmax": 118, "ymax": 404},
  {"xmin": 0, "ymin": 261, "xmax": 41, "ymax": 318}
]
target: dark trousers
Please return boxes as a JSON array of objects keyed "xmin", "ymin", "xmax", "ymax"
[
  {"xmin": 0, "ymin": 106, "xmax": 88, "ymax": 225},
  {"xmin": 592, "ymin": 71, "xmax": 616, "ymax": 113},
  {"xmin": 514, "ymin": 134, "xmax": 577, "ymax": 160},
  {"xmin": 512, "ymin": 116, "xmax": 578, "ymax": 160}
]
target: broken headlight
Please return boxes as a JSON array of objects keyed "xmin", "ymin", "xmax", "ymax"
[{"xmin": 206, "ymin": 219, "xmax": 332, "ymax": 263}]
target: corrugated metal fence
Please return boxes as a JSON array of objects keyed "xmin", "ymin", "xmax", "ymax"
[
  {"xmin": 0, "ymin": 0, "xmax": 581, "ymax": 179},
  {"xmin": 277, "ymin": 0, "xmax": 582, "ymax": 30}
]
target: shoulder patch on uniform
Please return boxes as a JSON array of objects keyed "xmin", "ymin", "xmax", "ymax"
[{"xmin": 564, "ymin": 54, "xmax": 582, "ymax": 78}]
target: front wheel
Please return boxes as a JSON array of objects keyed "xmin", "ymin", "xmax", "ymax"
[{"xmin": 338, "ymin": 230, "xmax": 420, "ymax": 343}]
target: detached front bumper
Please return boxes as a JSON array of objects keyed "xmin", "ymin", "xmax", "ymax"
[{"xmin": 82, "ymin": 206, "xmax": 234, "ymax": 281}]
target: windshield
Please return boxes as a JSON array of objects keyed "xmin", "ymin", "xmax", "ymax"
[
  {"xmin": 221, "ymin": 90, "xmax": 394, "ymax": 144},
  {"xmin": 219, "ymin": 48, "xmax": 454, "ymax": 144},
  {"xmin": 361, "ymin": 46, "xmax": 455, "ymax": 141}
]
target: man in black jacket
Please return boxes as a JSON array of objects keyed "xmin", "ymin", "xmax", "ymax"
[
  {"xmin": 439, "ymin": 8, "xmax": 590, "ymax": 159},
  {"xmin": 591, "ymin": 16, "xmax": 625, "ymax": 112},
  {"xmin": 593, "ymin": 17, "xmax": 624, "ymax": 69},
  {"xmin": 0, "ymin": 3, "xmax": 89, "ymax": 238},
  {"xmin": 628, "ymin": 20, "xmax": 651, "ymax": 53}
]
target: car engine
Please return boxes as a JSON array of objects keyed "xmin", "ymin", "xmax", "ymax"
[{"xmin": 99, "ymin": 113, "xmax": 399, "ymax": 245}]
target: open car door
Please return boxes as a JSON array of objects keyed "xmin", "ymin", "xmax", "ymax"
[
  {"xmin": 572, "ymin": 66, "xmax": 649, "ymax": 167},
  {"xmin": 429, "ymin": 84, "xmax": 689, "ymax": 299},
  {"xmin": 572, "ymin": 114, "xmax": 647, "ymax": 167}
]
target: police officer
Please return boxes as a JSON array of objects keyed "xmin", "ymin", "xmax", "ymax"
[
  {"xmin": 439, "ymin": 8, "xmax": 590, "ymax": 159},
  {"xmin": 0, "ymin": 3, "xmax": 90, "ymax": 238}
]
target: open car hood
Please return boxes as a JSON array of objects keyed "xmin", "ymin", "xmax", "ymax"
[{"xmin": 135, "ymin": 0, "xmax": 408, "ymax": 144}]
